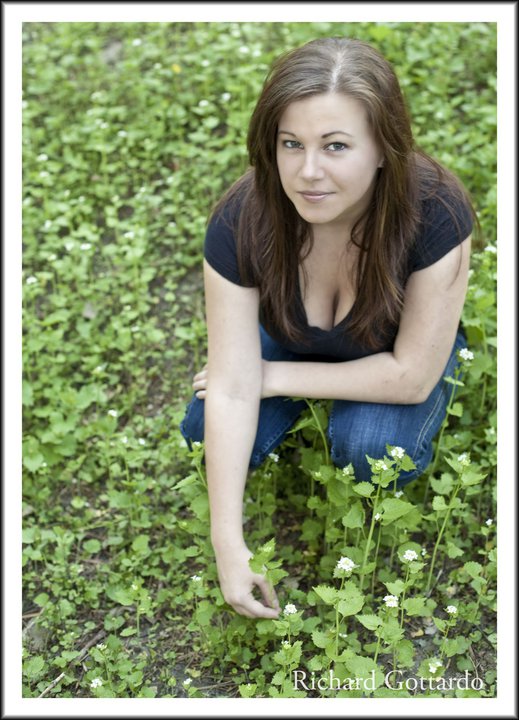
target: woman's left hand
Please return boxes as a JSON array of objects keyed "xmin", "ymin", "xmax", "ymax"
[
  {"xmin": 192, "ymin": 365, "xmax": 209, "ymax": 400},
  {"xmin": 192, "ymin": 361, "xmax": 272, "ymax": 399}
]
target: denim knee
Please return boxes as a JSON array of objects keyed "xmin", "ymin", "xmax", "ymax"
[{"xmin": 179, "ymin": 395, "xmax": 205, "ymax": 450}]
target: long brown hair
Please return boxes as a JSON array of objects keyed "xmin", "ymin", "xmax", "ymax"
[{"xmin": 212, "ymin": 37, "xmax": 476, "ymax": 349}]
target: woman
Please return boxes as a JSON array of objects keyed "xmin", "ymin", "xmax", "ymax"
[{"xmin": 180, "ymin": 38, "xmax": 476, "ymax": 619}]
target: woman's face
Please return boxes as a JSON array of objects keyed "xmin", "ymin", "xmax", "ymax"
[{"xmin": 276, "ymin": 92, "xmax": 384, "ymax": 234}]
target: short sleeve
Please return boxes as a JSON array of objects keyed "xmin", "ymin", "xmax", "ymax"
[
  {"xmin": 409, "ymin": 191, "xmax": 473, "ymax": 273},
  {"xmin": 203, "ymin": 197, "xmax": 251, "ymax": 286}
]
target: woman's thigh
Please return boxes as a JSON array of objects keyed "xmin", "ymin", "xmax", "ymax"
[
  {"xmin": 179, "ymin": 325, "xmax": 307, "ymax": 467},
  {"xmin": 327, "ymin": 331, "xmax": 466, "ymax": 487}
]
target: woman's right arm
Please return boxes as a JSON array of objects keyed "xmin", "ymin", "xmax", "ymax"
[{"xmin": 202, "ymin": 260, "xmax": 280, "ymax": 619}]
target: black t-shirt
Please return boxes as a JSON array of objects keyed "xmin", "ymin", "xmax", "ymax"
[{"xmin": 204, "ymin": 188, "xmax": 473, "ymax": 362}]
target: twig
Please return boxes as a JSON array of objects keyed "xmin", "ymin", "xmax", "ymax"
[
  {"xmin": 37, "ymin": 671, "xmax": 66, "ymax": 698},
  {"xmin": 36, "ymin": 626, "xmax": 108, "ymax": 698}
]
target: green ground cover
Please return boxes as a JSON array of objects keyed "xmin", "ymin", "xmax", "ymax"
[{"xmin": 22, "ymin": 21, "xmax": 496, "ymax": 698}]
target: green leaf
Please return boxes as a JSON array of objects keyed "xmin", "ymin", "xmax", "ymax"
[
  {"xmin": 463, "ymin": 561, "xmax": 483, "ymax": 578},
  {"xmin": 311, "ymin": 629, "xmax": 332, "ymax": 648},
  {"xmin": 356, "ymin": 614, "xmax": 382, "ymax": 630},
  {"xmin": 344, "ymin": 655, "xmax": 384, "ymax": 689},
  {"xmin": 378, "ymin": 497, "xmax": 415, "ymax": 524},
  {"xmin": 447, "ymin": 401, "xmax": 463, "ymax": 417},
  {"xmin": 120, "ymin": 626, "xmax": 138, "ymax": 637},
  {"xmin": 384, "ymin": 579, "xmax": 405, "ymax": 596},
  {"xmin": 23, "ymin": 656, "xmax": 45, "ymax": 679},
  {"xmin": 83, "ymin": 539, "xmax": 101, "ymax": 554},
  {"xmin": 131, "ymin": 534, "xmax": 150, "ymax": 554},
  {"xmin": 352, "ymin": 481, "xmax": 374, "ymax": 497},
  {"xmin": 106, "ymin": 585, "xmax": 135, "ymax": 606},
  {"xmin": 341, "ymin": 501, "xmax": 365, "ymax": 529},
  {"xmin": 312, "ymin": 584, "xmax": 338, "ymax": 605},
  {"xmin": 432, "ymin": 495, "xmax": 448, "ymax": 512},
  {"xmin": 337, "ymin": 581, "xmax": 365, "ymax": 617},
  {"xmin": 239, "ymin": 683, "xmax": 258, "ymax": 697},
  {"xmin": 446, "ymin": 541, "xmax": 464, "ymax": 558}
]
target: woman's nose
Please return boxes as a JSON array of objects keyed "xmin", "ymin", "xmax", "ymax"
[{"xmin": 299, "ymin": 151, "xmax": 325, "ymax": 181}]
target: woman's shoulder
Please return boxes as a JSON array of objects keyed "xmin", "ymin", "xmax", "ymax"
[
  {"xmin": 409, "ymin": 161, "xmax": 474, "ymax": 272},
  {"xmin": 204, "ymin": 171, "xmax": 255, "ymax": 287},
  {"xmin": 415, "ymin": 159, "xmax": 474, "ymax": 232}
]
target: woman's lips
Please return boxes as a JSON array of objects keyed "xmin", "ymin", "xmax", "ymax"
[{"xmin": 298, "ymin": 191, "xmax": 332, "ymax": 203}]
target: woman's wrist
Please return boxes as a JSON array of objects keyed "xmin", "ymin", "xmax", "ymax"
[{"xmin": 261, "ymin": 359, "xmax": 277, "ymax": 398}]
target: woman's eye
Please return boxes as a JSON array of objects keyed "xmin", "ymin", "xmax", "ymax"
[
  {"xmin": 283, "ymin": 140, "xmax": 302, "ymax": 149},
  {"xmin": 326, "ymin": 142, "xmax": 348, "ymax": 151}
]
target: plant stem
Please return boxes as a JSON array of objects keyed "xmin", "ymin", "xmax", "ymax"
[
  {"xmin": 399, "ymin": 565, "xmax": 411, "ymax": 629},
  {"xmin": 360, "ymin": 484, "xmax": 381, "ymax": 592},
  {"xmin": 306, "ymin": 400, "xmax": 330, "ymax": 466},
  {"xmin": 426, "ymin": 480, "xmax": 462, "ymax": 592}
]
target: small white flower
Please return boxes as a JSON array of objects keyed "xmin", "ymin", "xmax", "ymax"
[
  {"xmin": 283, "ymin": 603, "xmax": 297, "ymax": 616},
  {"xmin": 99, "ymin": 122, "xmax": 108, "ymax": 129},
  {"xmin": 445, "ymin": 605, "xmax": 457, "ymax": 615},
  {"xmin": 252, "ymin": 49, "xmax": 262, "ymax": 58},
  {"xmin": 108, "ymin": 409, "xmax": 118, "ymax": 417},
  {"xmin": 281, "ymin": 640, "xmax": 290, "ymax": 645},
  {"xmin": 191, "ymin": 574, "xmax": 202, "ymax": 582},
  {"xmin": 485, "ymin": 518, "xmax": 493, "ymax": 527},
  {"xmin": 201, "ymin": 59, "xmax": 210, "ymax": 67},
  {"xmin": 117, "ymin": 130, "xmax": 128, "ymax": 137},
  {"xmin": 457, "ymin": 453, "xmax": 470, "ymax": 466},
  {"xmin": 336, "ymin": 556, "xmax": 356, "ymax": 573},
  {"xmin": 383, "ymin": 595, "xmax": 399, "ymax": 608},
  {"xmin": 395, "ymin": 490, "xmax": 404, "ymax": 498},
  {"xmin": 402, "ymin": 549, "xmax": 418, "ymax": 562},
  {"xmin": 121, "ymin": 436, "xmax": 129, "ymax": 444},
  {"xmin": 132, "ymin": 38, "xmax": 142, "ymax": 46},
  {"xmin": 26, "ymin": 276, "xmax": 38, "ymax": 284},
  {"xmin": 131, "ymin": 582, "xmax": 138, "ymax": 590},
  {"xmin": 484, "ymin": 245, "xmax": 497, "ymax": 253},
  {"xmin": 131, "ymin": 325, "xmax": 140, "ymax": 332},
  {"xmin": 221, "ymin": 92, "xmax": 231, "ymax": 102},
  {"xmin": 374, "ymin": 460, "xmax": 388, "ymax": 471},
  {"xmin": 37, "ymin": 153, "xmax": 48, "ymax": 162},
  {"xmin": 374, "ymin": 513, "xmax": 381, "ymax": 521},
  {"xmin": 390, "ymin": 446, "xmax": 405, "ymax": 460},
  {"xmin": 96, "ymin": 643, "xmax": 107, "ymax": 651},
  {"xmin": 183, "ymin": 677, "xmax": 192, "ymax": 685},
  {"xmin": 39, "ymin": 170, "xmax": 49, "ymax": 178},
  {"xmin": 428, "ymin": 661, "xmax": 442, "ymax": 674},
  {"xmin": 238, "ymin": 45, "xmax": 250, "ymax": 54},
  {"xmin": 138, "ymin": 438, "xmax": 146, "ymax": 446},
  {"xmin": 268, "ymin": 452, "xmax": 279, "ymax": 463},
  {"xmin": 90, "ymin": 677, "xmax": 103, "ymax": 688},
  {"xmin": 123, "ymin": 230, "xmax": 135, "ymax": 239},
  {"xmin": 421, "ymin": 547, "xmax": 427, "ymax": 556},
  {"xmin": 342, "ymin": 465, "xmax": 352, "ymax": 476},
  {"xmin": 198, "ymin": 99, "xmax": 209, "ymax": 108},
  {"xmin": 338, "ymin": 632, "xmax": 348, "ymax": 638},
  {"xmin": 48, "ymin": 253, "xmax": 57, "ymax": 261},
  {"xmin": 459, "ymin": 348, "xmax": 474, "ymax": 362},
  {"xmin": 65, "ymin": 241, "xmax": 75, "ymax": 251},
  {"xmin": 80, "ymin": 243, "xmax": 92, "ymax": 251}
]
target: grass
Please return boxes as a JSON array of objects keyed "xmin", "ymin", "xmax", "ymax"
[{"xmin": 21, "ymin": 21, "xmax": 497, "ymax": 698}]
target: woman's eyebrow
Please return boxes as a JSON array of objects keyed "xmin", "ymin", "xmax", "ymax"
[{"xmin": 278, "ymin": 129, "xmax": 354, "ymax": 138}]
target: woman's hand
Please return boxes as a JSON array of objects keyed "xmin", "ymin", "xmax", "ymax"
[
  {"xmin": 214, "ymin": 542, "xmax": 280, "ymax": 619},
  {"xmin": 193, "ymin": 362, "xmax": 273, "ymax": 399}
]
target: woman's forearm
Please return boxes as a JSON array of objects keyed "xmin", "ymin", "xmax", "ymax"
[
  {"xmin": 263, "ymin": 352, "xmax": 429, "ymax": 405},
  {"xmin": 204, "ymin": 389, "xmax": 261, "ymax": 550}
]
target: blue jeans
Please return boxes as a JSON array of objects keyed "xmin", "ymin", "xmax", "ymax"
[{"xmin": 180, "ymin": 326, "xmax": 466, "ymax": 488}]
